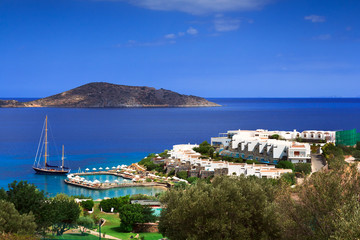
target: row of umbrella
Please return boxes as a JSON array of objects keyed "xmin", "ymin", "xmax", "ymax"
[
  {"xmin": 84, "ymin": 164, "xmax": 128, "ymax": 172},
  {"xmin": 67, "ymin": 174, "xmax": 128, "ymax": 184}
]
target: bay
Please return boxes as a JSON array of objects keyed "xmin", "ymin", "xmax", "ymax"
[{"xmin": 0, "ymin": 98, "xmax": 359, "ymax": 198}]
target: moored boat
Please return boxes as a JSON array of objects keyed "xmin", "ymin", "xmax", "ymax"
[{"xmin": 32, "ymin": 116, "xmax": 70, "ymax": 175}]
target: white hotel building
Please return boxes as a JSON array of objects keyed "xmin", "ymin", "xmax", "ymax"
[
  {"xmin": 167, "ymin": 144, "xmax": 292, "ymax": 179},
  {"xmin": 210, "ymin": 129, "xmax": 327, "ymax": 164}
]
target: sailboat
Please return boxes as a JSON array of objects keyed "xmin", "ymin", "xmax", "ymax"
[{"xmin": 32, "ymin": 116, "xmax": 70, "ymax": 175}]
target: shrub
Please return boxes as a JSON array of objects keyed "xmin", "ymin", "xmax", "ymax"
[
  {"xmin": 187, "ymin": 177, "xmax": 199, "ymax": 184},
  {"xmin": 118, "ymin": 204, "xmax": 156, "ymax": 232},
  {"xmin": 294, "ymin": 163, "xmax": 312, "ymax": 175},
  {"xmin": 77, "ymin": 216, "xmax": 94, "ymax": 235},
  {"xmin": 276, "ymin": 161, "xmax": 295, "ymax": 171},
  {"xmin": 176, "ymin": 171, "xmax": 188, "ymax": 180},
  {"xmin": 80, "ymin": 200, "xmax": 94, "ymax": 211},
  {"xmin": 281, "ymin": 172, "xmax": 296, "ymax": 185},
  {"xmin": 99, "ymin": 196, "xmax": 130, "ymax": 213}
]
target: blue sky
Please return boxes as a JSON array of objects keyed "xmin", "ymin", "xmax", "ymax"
[{"xmin": 0, "ymin": 0, "xmax": 359, "ymax": 98}]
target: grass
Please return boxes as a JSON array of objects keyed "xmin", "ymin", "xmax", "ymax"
[
  {"xmin": 91, "ymin": 203, "xmax": 163, "ymax": 240},
  {"xmin": 46, "ymin": 232, "xmax": 111, "ymax": 239}
]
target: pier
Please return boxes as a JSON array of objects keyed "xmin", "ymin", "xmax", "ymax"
[{"xmin": 64, "ymin": 171, "xmax": 169, "ymax": 190}]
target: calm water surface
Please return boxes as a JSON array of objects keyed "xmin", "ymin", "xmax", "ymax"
[{"xmin": 0, "ymin": 98, "xmax": 359, "ymax": 198}]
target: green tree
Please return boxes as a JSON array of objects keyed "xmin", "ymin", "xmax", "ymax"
[
  {"xmin": 269, "ymin": 134, "xmax": 280, "ymax": 140},
  {"xmin": 294, "ymin": 163, "xmax": 312, "ymax": 175},
  {"xmin": 80, "ymin": 200, "xmax": 94, "ymax": 211},
  {"xmin": 7, "ymin": 181, "xmax": 45, "ymax": 215},
  {"xmin": 0, "ymin": 187, "xmax": 7, "ymax": 200},
  {"xmin": 276, "ymin": 161, "xmax": 294, "ymax": 171},
  {"xmin": 322, "ymin": 143, "xmax": 345, "ymax": 169},
  {"xmin": 280, "ymin": 172, "xmax": 296, "ymax": 185},
  {"xmin": 6, "ymin": 181, "xmax": 49, "ymax": 232},
  {"xmin": 159, "ymin": 176, "xmax": 281, "ymax": 240},
  {"xmin": 193, "ymin": 141, "xmax": 215, "ymax": 156},
  {"xmin": 77, "ymin": 216, "xmax": 94, "ymax": 235},
  {"xmin": 118, "ymin": 204, "xmax": 145, "ymax": 232},
  {"xmin": 176, "ymin": 171, "xmax": 188, "ymax": 180},
  {"xmin": 50, "ymin": 194, "xmax": 81, "ymax": 236},
  {"xmin": 130, "ymin": 194, "xmax": 157, "ymax": 201},
  {"xmin": 0, "ymin": 200, "xmax": 37, "ymax": 235},
  {"xmin": 187, "ymin": 177, "xmax": 199, "ymax": 184},
  {"xmin": 100, "ymin": 196, "xmax": 130, "ymax": 213},
  {"xmin": 277, "ymin": 165, "xmax": 360, "ymax": 240}
]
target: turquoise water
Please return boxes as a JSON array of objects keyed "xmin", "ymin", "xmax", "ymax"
[
  {"xmin": 1, "ymin": 98, "xmax": 360, "ymax": 198},
  {"xmin": 153, "ymin": 208, "xmax": 162, "ymax": 217}
]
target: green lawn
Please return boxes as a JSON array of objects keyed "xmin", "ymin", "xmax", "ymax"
[
  {"xmin": 46, "ymin": 233, "xmax": 111, "ymax": 239},
  {"xmin": 91, "ymin": 203, "xmax": 163, "ymax": 240}
]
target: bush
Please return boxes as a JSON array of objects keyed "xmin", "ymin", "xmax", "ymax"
[
  {"xmin": 281, "ymin": 172, "xmax": 296, "ymax": 185},
  {"xmin": 130, "ymin": 194, "xmax": 157, "ymax": 201},
  {"xmin": 146, "ymin": 178, "xmax": 152, "ymax": 182},
  {"xmin": 99, "ymin": 196, "xmax": 130, "ymax": 213},
  {"xmin": 294, "ymin": 163, "xmax": 312, "ymax": 175},
  {"xmin": 246, "ymin": 160, "xmax": 260, "ymax": 164},
  {"xmin": 80, "ymin": 200, "xmax": 94, "ymax": 211},
  {"xmin": 118, "ymin": 204, "xmax": 156, "ymax": 232},
  {"xmin": 187, "ymin": 177, "xmax": 199, "ymax": 184},
  {"xmin": 176, "ymin": 171, "xmax": 188, "ymax": 180},
  {"xmin": 193, "ymin": 141, "xmax": 215, "ymax": 157},
  {"xmin": 276, "ymin": 161, "xmax": 294, "ymax": 171},
  {"xmin": 269, "ymin": 134, "xmax": 280, "ymax": 140},
  {"xmin": 77, "ymin": 216, "xmax": 94, "ymax": 235}
]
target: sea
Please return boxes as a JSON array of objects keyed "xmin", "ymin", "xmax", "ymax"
[{"xmin": 1, "ymin": 98, "xmax": 360, "ymax": 199}]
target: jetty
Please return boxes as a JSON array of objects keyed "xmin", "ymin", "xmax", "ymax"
[{"xmin": 64, "ymin": 171, "xmax": 169, "ymax": 190}]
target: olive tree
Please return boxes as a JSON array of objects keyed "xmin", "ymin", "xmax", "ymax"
[{"xmin": 159, "ymin": 176, "xmax": 281, "ymax": 240}]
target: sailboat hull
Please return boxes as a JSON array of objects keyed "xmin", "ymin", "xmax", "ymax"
[{"xmin": 33, "ymin": 166, "xmax": 69, "ymax": 175}]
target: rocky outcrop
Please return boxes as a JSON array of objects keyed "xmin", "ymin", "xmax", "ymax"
[{"xmin": 1, "ymin": 82, "xmax": 220, "ymax": 108}]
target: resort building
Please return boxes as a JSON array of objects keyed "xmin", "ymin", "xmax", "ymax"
[
  {"xmin": 166, "ymin": 144, "xmax": 292, "ymax": 179},
  {"xmin": 211, "ymin": 129, "xmax": 336, "ymax": 148}
]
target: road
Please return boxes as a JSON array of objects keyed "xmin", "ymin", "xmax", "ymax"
[{"xmin": 311, "ymin": 154, "xmax": 326, "ymax": 173}]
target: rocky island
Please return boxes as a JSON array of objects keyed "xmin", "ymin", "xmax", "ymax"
[{"xmin": 0, "ymin": 82, "xmax": 220, "ymax": 108}]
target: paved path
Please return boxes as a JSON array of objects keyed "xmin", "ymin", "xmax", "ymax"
[
  {"xmin": 311, "ymin": 154, "xmax": 326, "ymax": 173},
  {"xmin": 87, "ymin": 229, "xmax": 122, "ymax": 240}
]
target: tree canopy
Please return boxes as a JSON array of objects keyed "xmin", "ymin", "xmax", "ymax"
[
  {"xmin": 276, "ymin": 161, "xmax": 295, "ymax": 171},
  {"xmin": 159, "ymin": 176, "xmax": 281, "ymax": 240},
  {"xmin": 49, "ymin": 194, "xmax": 81, "ymax": 236},
  {"xmin": 118, "ymin": 204, "xmax": 156, "ymax": 232},
  {"xmin": 0, "ymin": 200, "xmax": 37, "ymax": 235}
]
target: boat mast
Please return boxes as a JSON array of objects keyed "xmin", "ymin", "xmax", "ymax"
[
  {"xmin": 44, "ymin": 115, "xmax": 48, "ymax": 169},
  {"xmin": 62, "ymin": 145, "xmax": 64, "ymax": 169}
]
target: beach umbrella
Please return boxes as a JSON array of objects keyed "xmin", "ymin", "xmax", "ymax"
[
  {"xmin": 114, "ymin": 180, "xmax": 119, "ymax": 183},
  {"xmin": 92, "ymin": 168, "xmax": 97, "ymax": 171},
  {"xmin": 105, "ymin": 180, "xmax": 109, "ymax": 183},
  {"xmin": 123, "ymin": 179, "xmax": 127, "ymax": 182},
  {"xmin": 117, "ymin": 165, "xmax": 121, "ymax": 169},
  {"xmin": 112, "ymin": 166, "xmax": 116, "ymax": 169},
  {"xmin": 105, "ymin": 167, "xmax": 109, "ymax": 170},
  {"xmin": 99, "ymin": 167, "xmax": 103, "ymax": 170},
  {"xmin": 85, "ymin": 168, "xmax": 89, "ymax": 171}
]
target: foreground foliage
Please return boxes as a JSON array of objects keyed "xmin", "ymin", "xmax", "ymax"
[
  {"xmin": 278, "ymin": 165, "xmax": 360, "ymax": 240},
  {"xmin": 0, "ymin": 200, "xmax": 37, "ymax": 235},
  {"xmin": 160, "ymin": 166, "xmax": 360, "ymax": 240},
  {"xmin": 159, "ymin": 177, "xmax": 281, "ymax": 240}
]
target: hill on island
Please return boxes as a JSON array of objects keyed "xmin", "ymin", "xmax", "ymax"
[{"xmin": 0, "ymin": 82, "xmax": 220, "ymax": 108}]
